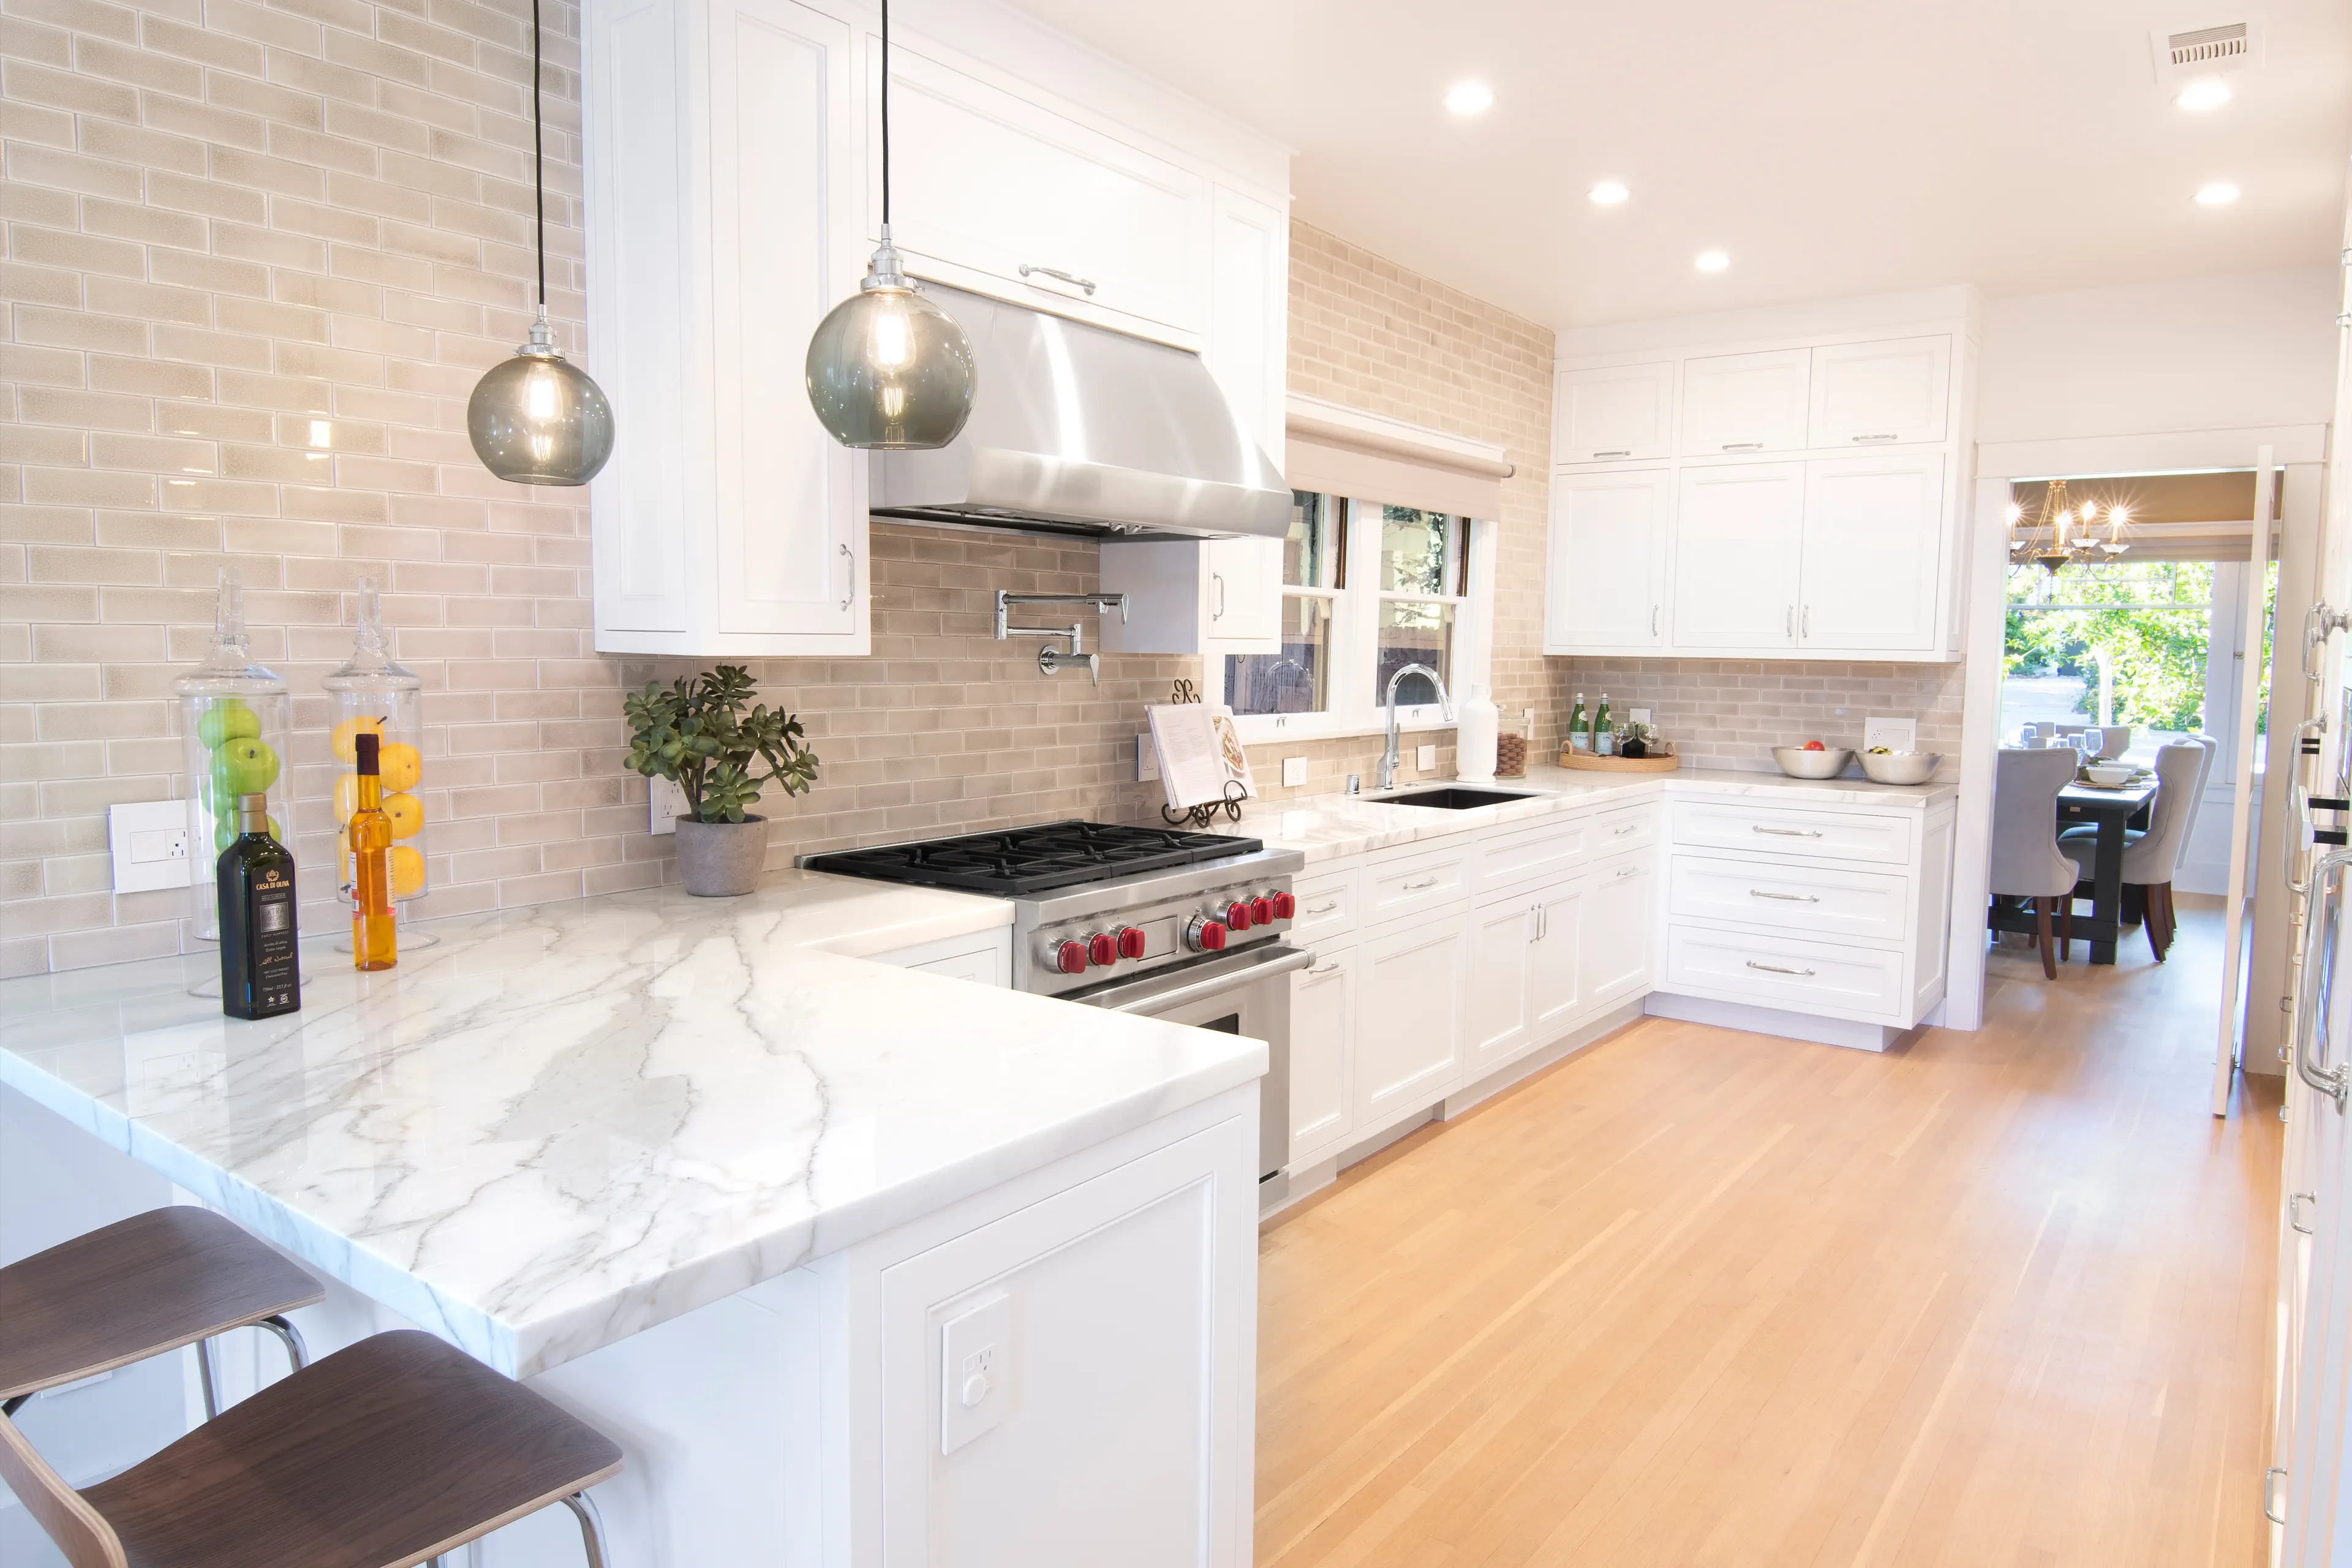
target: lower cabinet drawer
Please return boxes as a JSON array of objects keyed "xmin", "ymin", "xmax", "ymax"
[
  {"xmin": 1289, "ymin": 866, "xmax": 1360, "ymax": 948},
  {"xmin": 1668, "ymin": 854, "xmax": 1910, "ymax": 945},
  {"xmin": 1363, "ymin": 843, "xmax": 1472, "ymax": 924},
  {"xmin": 1476, "ymin": 813, "xmax": 1590, "ymax": 894},
  {"xmin": 1590, "ymin": 803, "xmax": 1657, "ymax": 858},
  {"xmin": 1669, "ymin": 799, "xmax": 1913, "ymax": 866},
  {"xmin": 1663, "ymin": 924, "xmax": 1904, "ymax": 1019}
]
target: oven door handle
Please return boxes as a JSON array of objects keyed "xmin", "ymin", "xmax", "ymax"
[{"xmin": 1085, "ymin": 944, "xmax": 1317, "ymax": 1014}]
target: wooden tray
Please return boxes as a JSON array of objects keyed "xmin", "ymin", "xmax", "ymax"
[{"xmin": 1557, "ymin": 748, "xmax": 1681, "ymax": 774}]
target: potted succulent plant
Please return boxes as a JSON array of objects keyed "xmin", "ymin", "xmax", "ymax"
[{"xmin": 624, "ymin": 665, "xmax": 820, "ymax": 896}]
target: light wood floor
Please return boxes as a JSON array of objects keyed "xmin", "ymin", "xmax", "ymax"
[{"xmin": 1259, "ymin": 899, "xmax": 2284, "ymax": 1568}]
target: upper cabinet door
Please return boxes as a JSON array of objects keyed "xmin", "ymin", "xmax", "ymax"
[
  {"xmin": 1544, "ymin": 469, "xmax": 1670, "ymax": 653},
  {"xmin": 1679, "ymin": 349, "xmax": 1811, "ymax": 456},
  {"xmin": 1807, "ymin": 336, "xmax": 1952, "ymax": 448},
  {"xmin": 1669, "ymin": 462, "xmax": 1804, "ymax": 650},
  {"xmin": 881, "ymin": 47, "xmax": 1208, "ymax": 339},
  {"xmin": 710, "ymin": 0, "xmax": 866, "ymax": 643},
  {"xmin": 1799, "ymin": 452, "xmax": 1946, "ymax": 653},
  {"xmin": 1556, "ymin": 362, "xmax": 1674, "ymax": 464}
]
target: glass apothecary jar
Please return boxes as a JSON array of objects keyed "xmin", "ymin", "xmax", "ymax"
[
  {"xmin": 321, "ymin": 578, "xmax": 428, "ymax": 910},
  {"xmin": 175, "ymin": 568, "xmax": 294, "ymax": 941}
]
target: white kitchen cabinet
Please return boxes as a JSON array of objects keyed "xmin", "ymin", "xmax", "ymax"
[
  {"xmin": 1556, "ymin": 362, "xmax": 1675, "ymax": 464},
  {"xmin": 1526, "ymin": 875, "xmax": 1589, "ymax": 1037},
  {"xmin": 1799, "ymin": 452, "xmax": 1947, "ymax": 653},
  {"xmin": 1543, "ymin": 469, "xmax": 1671, "ymax": 653},
  {"xmin": 1670, "ymin": 461, "xmax": 1804, "ymax": 649},
  {"xmin": 1352, "ymin": 913, "xmax": 1468, "ymax": 1129},
  {"xmin": 1679, "ymin": 349, "xmax": 1811, "ymax": 456},
  {"xmin": 1807, "ymin": 336, "xmax": 1951, "ymax": 449},
  {"xmin": 1465, "ymin": 894, "xmax": 1536, "ymax": 1077},
  {"xmin": 1289, "ymin": 948, "xmax": 1354, "ymax": 1163},
  {"xmin": 1582, "ymin": 854, "xmax": 1653, "ymax": 1006},
  {"xmin": 881, "ymin": 43, "xmax": 1207, "ymax": 342},
  {"xmin": 586, "ymin": 0, "xmax": 870, "ymax": 656}
]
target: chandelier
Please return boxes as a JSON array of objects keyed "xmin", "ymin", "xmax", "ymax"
[{"xmin": 2008, "ymin": 479, "xmax": 2130, "ymax": 573}]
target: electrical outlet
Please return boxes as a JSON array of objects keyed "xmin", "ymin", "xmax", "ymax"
[
  {"xmin": 940, "ymin": 1293, "xmax": 1011, "ymax": 1455},
  {"xmin": 1281, "ymin": 755, "xmax": 1306, "ymax": 788},
  {"xmin": 1630, "ymin": 708, "xmax": 1652, "ymax": 726},
  {"xmin": 648, "ymin": 775, "xmax": 689, "ymax": 835},
  {"xmin": 1417, "ymin": 744, "xmax": 1438, "ymax": 772},
  {"xmin": 108, "ymin": 801, "xmax": 194, "ymax": 893},
  {"xmin": 1863, "ymin": 715, "xmax": 1918, "ymax": 753},
  {"xmin": 1136, "ymin": 735, "xmax": 1160, "ymax": 782}
]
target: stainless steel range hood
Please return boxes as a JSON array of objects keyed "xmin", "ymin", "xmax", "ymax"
[{"xmin": 869, "ymin": 284, "xmax": 1291, "ymax": 541}]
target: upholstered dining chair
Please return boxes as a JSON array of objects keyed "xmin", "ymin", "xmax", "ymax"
[
  {"xmin": 2060, "ymin": 737, "xmax": 2215, "ymax": 962},
  {"xmin": 1991, "ymin": 746, "xmax": 2082, "ymax": 979}
]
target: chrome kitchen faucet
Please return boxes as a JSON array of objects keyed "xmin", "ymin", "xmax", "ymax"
[{"xmin": 1378, "ymin": 663, "xmax": 1455, "ymax": 791}]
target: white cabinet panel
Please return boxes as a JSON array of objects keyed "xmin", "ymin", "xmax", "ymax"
[
  {"xmin": 1363, "ymin": 844, "xmax": 1472, "ymax": 925},
  {"xmin": 885, "ymin": 47, "xmax": 1206, "ymax": 338},
  {"xmin": 1528, "ymin": 875, "xmax": 1588, "ymax": 1036},
  {"xmin": 1288, "ymin": 867, "xmax": 1359, "ymax": 949},
  {"xmin": 1664, "ymin": 924, "xmax": 1905, "ymax": 1020},
  {"xmin": 1544, "ymin": 469, "xmax": 1670, "ymax": 653},
  {"xmin": 1477, "ymin": 813, "xmax": 1593, "ymax": 896},
  {"xmin": 1669, "ymin": 800, "xmax": 1914, "ymax": 865},
  {"xmin": 1670, "ymin": 462, "xmax": 1803, "ymax": 649},
  {"xmin": 1679, "ymin": 349, "xmax": 1810, "ymax": 456},
  {"xmin": 1799, "ymin": 452, "xmax": 1945, "ymax": 653},
  {"xmin": 1807, "ymin": 336, "xmax": 1951, "ymax": 448},
  {"xmin": 1556, "ymin": 362, "xmax": 1674, "ymax": 463},
  {"xmin": 1289, "ymin": 948, "xmax": 1354, "ymax": 1162},
  {"xmin": 1353, "ymin": 914, "xmax": 1466, "ymax": 1128},
  {"xmin": 1582, "ymin": 856, "xmax": 1650, "ymax": 1008},
  {"xmin": 1466, "ymin": 895, "xmax": 1535, "ymax": 1077},
  {"xmin": 1669, "ymin": 853, "xmax": 1909, "ymax": 946}
]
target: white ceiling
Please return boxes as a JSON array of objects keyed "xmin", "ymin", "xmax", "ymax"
[{"xmin": 1001, "ymin": 0, "xmax": 2352, "ymax": 329}]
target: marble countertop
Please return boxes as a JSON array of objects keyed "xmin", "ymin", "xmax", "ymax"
[
  {"xmin": 1213, "ymin": 763, "xmax": 1959, "ymax": 863},
  {"xmin": 0, "ymin": 872, "xmax": 1265, "ymax": 1377}
]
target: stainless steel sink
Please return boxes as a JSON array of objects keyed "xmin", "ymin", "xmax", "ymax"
[{"xmin": 1379, "ymin": 787, "xmax": 1538, "ymax": 810}]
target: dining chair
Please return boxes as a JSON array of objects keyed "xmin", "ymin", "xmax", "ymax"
[
  {"xmin": 1991, "ymin": 746, "xmax": 2081, "ymax": 979},
  {"xmin": 0, "ymin": 1207, "xmax": 324, "ymax": 1420},
  {"xmin": 0, "ymin": 1329, "xmax": 622, "ymax": 1568},
  {"xmin": 2060, "ymin": 737, "xmax": 2215, "ymax": 961}
]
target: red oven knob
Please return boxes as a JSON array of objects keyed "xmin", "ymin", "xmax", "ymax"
[
  {"xmin": 1224, "ymin": 901, "xmax": 1253, "ymax": 932},
  {"xmin": 1249, "ymin": 896, "xmax": 1275, "ymax": 927},
  {"xmin": 1186, "ymin": 916, "xmax": 1229, "ymax": 952},
  {"xmin": 1117, "ymin": 926, "xmax": 1147, "ymax": 960},
  {"xmin": 1053, "ymin": 939, "xmax": 1089, "ymax": 975},
  {"xmin": 1272, "ymin": 891, "xmax": 1296, "ymax": 921},
  {"xmin": 1087, "ymin": 931, "xmax": 1118, "ymax": 968}
]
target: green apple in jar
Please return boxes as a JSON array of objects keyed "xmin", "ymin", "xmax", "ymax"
[
  {"xmin": 219, "ymin": 737, "xmax": 280, "ymax": 795},
  {"xmin": 196, "ymin": 698, "xmax": 260, "ymax": 750}
]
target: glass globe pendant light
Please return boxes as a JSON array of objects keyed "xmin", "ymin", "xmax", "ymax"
[
  {"xmin": 804, "ymin": 0, "xmax": 976, "ymax": 448},
  {"xmin": 467, "ymin": 0, "xmax": 614, "ymax": 484}
]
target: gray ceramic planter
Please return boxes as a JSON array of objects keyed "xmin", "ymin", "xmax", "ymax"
[{"xmin": 673, "ymin": 814, "xmax": 768, "ymax": 897}]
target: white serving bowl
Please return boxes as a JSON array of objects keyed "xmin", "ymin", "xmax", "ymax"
[
  {"xmin": 2084, "ymin": 761, "xmax": 2135, "ymax": 786},
  {"xmin": 1772, "ymin": 745, "xmax": 1853, "ymax": 780},
  {"xmin": 1859, "ymin": 750, "xmax": 1942, "ymax": 786}
]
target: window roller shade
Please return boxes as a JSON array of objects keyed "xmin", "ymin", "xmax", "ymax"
[{"xmin": 1284, "ymin": 398, "xmax": 1512, "ymax": 520}]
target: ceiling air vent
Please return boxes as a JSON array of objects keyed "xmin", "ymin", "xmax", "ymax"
[{"xmin": 2149, "ymin": 18, "xmax": 2264, "ymax": 85}]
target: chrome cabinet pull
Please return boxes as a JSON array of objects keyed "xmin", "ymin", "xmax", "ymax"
[
  {"xmin": 840, "ymin": 542, "xmax": 855, "ymax": 611},
  {"xmin": 1745, "ymin": 959, "xmax": 1815, "ymax": 977},
  {"xmin": 1850, "ymin": 432, "xmax": 1899, "ymax": 443},
  {"xmin": 1651, "ymin": 604, "xmax": 1660, "ymax": 637},
  {"xmin": 1401, "ymin": 875, "xmax": 1440, "ymax": 892},
  {"xmin": 1785, "ymin": 605, "xmax": 1794, "ymax": 638},
  {"xmin": 1752, "ymin": 825, "xmax": 1823, "ymax": 839},
  {"xmin": 1592, "ymin": 448, "xmax": 1632, "ymax": 459},
  {"xmin": 1017, "ymin": 262, "xmax": 1096, "ymax": 296},
  {"xmin": 2305, "ymin": 603, "xmax": 2352, "ymax": 682},
  {"xmin": 1722, "ymin": 441, "xmax": 1765, "ymax": 452},
  {"xmin": 1612, "ymin": 824, "xmax": 1639, "ymax": 836},
  {"xmin": 1303, "ymin": 961, "xmax": 1341, "ymax": 981},
  {"xmin": 1212, "ymin": 573, "xmax": 1226, "ymax": 620},
  {"xmin": 1749, "ymin": 888, "xmax": 1820, "ymax": 903},
  {"xmin": 1614, "ymin": 866, "xmax": 1637, "ymax": 880},
  {"xmin": 1303, "ymin": 899, "xmax": 1340, "ymax": 918},
  {"xmin": 2290, "ymin": 1191, "xmax": 2317, "ymax": 1234},
  {"xmin": 1801, "ymin": 605, "xmax": 1810, "ymax": 638},
  {"xmin": 2293, "ymin": 849, "xmax": 2352, "ymax": 1112},
  {"xmin": 1533, "ymin": 903, "xmax": 1546, "ymax": 940},
  {"xmin": 2265, "ymin": 1467, "xmax": 2288, "ymax": 1526}
]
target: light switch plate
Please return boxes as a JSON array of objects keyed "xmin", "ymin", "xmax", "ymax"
[
  {"xmin": 1136, "ymin": 735, "xmax": 1160, "ymax": 783},
  {"xmin": 108, "ymin": 801, "xmax": 193, "ymax": 893},
  {"xmin": 940, "ymin": 1292, "xmax": 1011, "ymax": 1455},
  {"xmin": 1281, "ymin": 755, "xmax": 1306, "ymax": 788},
  {"xmin": 647, "ymin": 775, "xmax": 689, "ymax": 835},
  {"xmin": 1863, "ymin": 715, "xmax": 1918, "ymax": 753},
  {"xmin": 1417, "ymin": 744, "xmax": 1438, "ymax": 772}
]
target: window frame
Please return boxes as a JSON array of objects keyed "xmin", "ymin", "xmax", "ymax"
[{"xmin": 1222, "ymin": 492, "xmax": 1494, "ymax": 746}]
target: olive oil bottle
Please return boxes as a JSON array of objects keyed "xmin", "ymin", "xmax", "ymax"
[
  {"xmin": 218, "ymin": 791, "xmax": 300, "ymax": 1019},
  {"xmin": 350, "ymin": 731, "xmax": 396, "ymax": 971}
]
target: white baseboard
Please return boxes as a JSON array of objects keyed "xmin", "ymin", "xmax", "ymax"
[
  {"xmin": 1442, "ymin": 1001, "xmax": 1647, "ymax": 1120},
  {"xmin": 1645, "ymin": 990, "xmax": 1915, "ymax": 1052}
]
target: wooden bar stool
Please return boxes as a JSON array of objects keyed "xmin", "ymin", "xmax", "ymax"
[
  {"xmin": 0, "ymin": 1207, "xmax": 324, "ymax": 1420},
  {"xmin": 0, "ymin": 1329, "xmax": 623, "ymax": 1568}
]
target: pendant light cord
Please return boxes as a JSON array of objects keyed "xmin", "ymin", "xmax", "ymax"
[
  {"xmin": 531, "ymin": 0, "xmax": 546, "ymax": 310},
  {"xmin": 879, "ymin": 0, "xmax": 889, "ymax": 228}
]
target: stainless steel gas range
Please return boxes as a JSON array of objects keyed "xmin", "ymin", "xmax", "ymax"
[{"xmin": 803, "ymin": 822, "xmax": 1310, "ymax": 1187}]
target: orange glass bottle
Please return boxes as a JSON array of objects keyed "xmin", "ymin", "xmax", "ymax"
[{"xmin": 350, "ymin": 731, "xmax": 396, "ymax": 970}]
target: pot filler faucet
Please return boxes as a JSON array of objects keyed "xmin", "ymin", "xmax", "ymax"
[
  {"xmin": 1378, "ymin": 663, "xmax": 1455, "ymax": 791},
  {"xmin": 994, "ymin": 590, "xmax": 1129, "ymax": 687}
]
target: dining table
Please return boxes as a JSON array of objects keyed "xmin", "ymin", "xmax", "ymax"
[{"xmin": 1987, "ymin": 774, "xmax": 2159, "ymax": 964}]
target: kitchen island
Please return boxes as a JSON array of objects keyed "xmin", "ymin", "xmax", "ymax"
[{"xmin": 0, "ymin": 871, "xmax": 1265, "ymax": 1567}]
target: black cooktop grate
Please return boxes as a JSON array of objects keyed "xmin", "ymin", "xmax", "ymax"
[{"xmin": 804, "ymin": 820, "xmax": 1262, "ymax": 896}]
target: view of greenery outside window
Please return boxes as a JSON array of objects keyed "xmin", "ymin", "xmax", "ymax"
[
  {"xmin": 1226, "ymin": 492, "xmax": 1340, "ymax": 715},
  {"xmin": 1374, "ymin": 505, "xmax": 1464, "ymax": 703}
]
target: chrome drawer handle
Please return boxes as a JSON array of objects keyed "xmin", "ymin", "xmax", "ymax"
[
  {"xmin": 1401, "ymin": 875, "xmax": 1440, "ymax": 891},
  {"xmin": 1721, "ymin": 441, "xmax": 1765, "ymax": 451},
  {"xmin": 2291, "ymin": 1191, "xmax": 2317, "ymax": 1234},
  {"xmin": 1591, "ymin": 448, "xmax": 1631, "ymax": 459},
  {"xmin": 1018, "ymin": 263, "xmax": 1097, "ymax": 296},
  {"xmin": 840, "ymin": 541, "xmax": 855, "ymax": 611},
  {"xmin": 1745, "ymin": 959, "xmax": 1815, "ymax": 977},
  {"xmin": 1614, "ymin": 866, "xmax": 1637, "ymax": 879},
  {"xmin": 1751, "ymin": 825, "xmax": 1823, "ymax": 838},
  {"xmin": 2266, "ymin": 1467, "xmax": 2287, "ymax": 1526},
  {"xmin": 1611, "ymin": 824, "xmax": 1639, "ymax": 836},
  {"xmin": 1303, "ymin": 962, "xmax": 1341, "ymax": 981},
  {"xmin": 1750, "ymin": 889, "xmax": 1820, "ymax": 903},
  {"xmin": 1850, "ymin": 432, "xmax": 1899, "ymax": 443},
  {"xmin": 1304, "ymin": 900, "xmax": 1340, "ymax": 917}
]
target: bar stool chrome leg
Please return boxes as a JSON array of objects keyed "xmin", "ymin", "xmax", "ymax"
[
  {"xmin": 562, "ymin": 1491, "xmax": 611, "ymax": 1568},
  {"xmin": 255, "ymin": 1313, "xmax": 308, "ymax": 1375}
]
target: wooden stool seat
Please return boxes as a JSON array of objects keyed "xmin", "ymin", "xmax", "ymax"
[
  {"xmin": 4, "ymin": 1330, "xmax": 622, "ymax": 1568},
  {"xmin": 0, "ymin": 1207, "xmax": 323, "ymax": 1407}
]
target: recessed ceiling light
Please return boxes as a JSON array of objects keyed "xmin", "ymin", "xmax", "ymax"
[
  {"xmin": 1695, "ymin": 249, "xmax": 1730, "ymax": 273},
  {"xmin": 2175, "ymin": 77, "xmax": 2233, "ymax": 111},
  {"xmin": 1444, "ymin": 81, "xmax": 1493, "ymax": 116},
  {"xmin": 2195, "ymin": 181, "xmax": 2240, "ymax": 206},
  {"xmin": 1588, "ymin": 180, "xmax": 1630, "ymax": 206}
]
